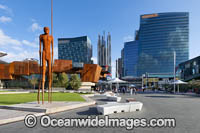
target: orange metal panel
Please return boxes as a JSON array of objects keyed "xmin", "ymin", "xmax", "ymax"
[
  {"xmin": 0, "ymin": 64, "xmax": 13, "ymax": 79},
  {"xmin": 0, "ymin": 59, "xmax": 103, "ymax": 83},
  {"xmin": 53, "ymin": 59, "xmax": 72, "ymax": 73},
  {"xmin": 81, "ymin": 64, "xmax": 102, "ymax": 83}
]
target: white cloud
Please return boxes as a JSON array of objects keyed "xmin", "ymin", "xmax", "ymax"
[
  {"xmin": 0, "ymin": 4, "xmax": 12, "ymax": 15},
  {"xmin": 22, "ymin": 40, "xmax": 37, "ymax": 48},
  {"xmin": 2, "ymin": 50, "xmax": 38, "ymax": 62},
  {"xmin": 0, "ymin": 28, "xmax": 40, "ymax": 62},
  {"xmin": 29, "ymin": 22, "xmax": 42, "ymax": 32},
  {"xmin": 123, "ymin": 35, "xmax": 134, "ymax": 42},
  {"xmin": 0, "ymin": 4, "xmax": 8, "ymax": 10},
  {"xmin": 30, "ymin": 18, "xmax": 36, "ymax": 22},
  {"xmin": 0, "ymin": 16, "xmax": 12, "ymax": 23},
  {"xmin": 91, "ymin": 57, "xmax": 97, "ymax": 64},
  {"xmin": 0, "ymin": 28, "xmax": 58, "ymax": 63},
  {"xmin": 0, "ymin": 29, "xmax": 21, "ymax": 46}
]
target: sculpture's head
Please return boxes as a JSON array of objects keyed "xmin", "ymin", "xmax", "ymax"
[{"xmin": 44, "ymin": 27, "xmax": 49, "ymax": 34}]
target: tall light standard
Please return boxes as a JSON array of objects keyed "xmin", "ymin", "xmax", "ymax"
[
  {"xmin": 174, "ymin": 51, "xmax": 176, "ymax": 93},
  {"xmin": 142, "ymin": 74, "xmax": 145, "ymax": 90},
  {"xmin": 146, "ymin": 72, "xmax": 148, "ymax": 89}
]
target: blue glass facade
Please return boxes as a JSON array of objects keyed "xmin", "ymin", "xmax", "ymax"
[
  {"xmin": 58, "ymin": 36, "xmax": 92, "ymax": 64},
  {"xmin": 124, "ymin": 41, "xmax": 139, "ymax": 77},
  {"xmin": 137, "ymin": 12, "xmax": 189, "ymax": 77},
  {"xmin": 179, "ymin": 56, "xmax": 200, "ymax": 81}
]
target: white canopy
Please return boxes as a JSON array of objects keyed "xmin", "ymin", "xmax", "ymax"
[
  {"xmin": 108, "ymin": 78, "xmax": 127, "ymax": 83},
  {"xmin": 170, "ymin": 80, "xmax": 187, "ymax": 85},
  {"xmin": 0, "ymin": 51, "xmax": 7, "ymax": 57},
  {"xmin": 129, "ymin": 84, "xmax": 136, "ymax": 87},
  {"xmin": 170, "ymin": 80, "xmax": 187, "ymax": 93}
]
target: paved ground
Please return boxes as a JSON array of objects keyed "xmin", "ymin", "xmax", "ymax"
[{"xmin": 0, "ymin": 92, "xmax": 200, "ymax": 133}]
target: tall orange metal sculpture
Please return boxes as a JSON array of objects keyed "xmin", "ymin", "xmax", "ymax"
[{"xmin": 38, "ymin": 27, "xmax": 54, "ymax": 104}]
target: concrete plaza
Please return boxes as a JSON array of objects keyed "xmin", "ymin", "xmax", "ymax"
[{"xmin": 0, "ymin": 92, "xmax": 199, "ymax": 133}]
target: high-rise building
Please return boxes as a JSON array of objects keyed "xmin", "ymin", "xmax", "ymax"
[
  {"xmin": 58, "ymin": 36, "xmax": 92, "ymax": 64},
  {"xmin": 116, "ymin": 58, "xmax": 122, "ymax": 78},
  {"xmin": 124, "ymin": 40, "xmax": 139, "ymax": 77},
  {"xmin": 121, "ymin": 48, "xmax": 124, "ymax": 77},
  {"xmin": 97, "ymin": 32, "xmax": 112, "ymax": 73},
  {"xmin": 137, "ymin": 12, "xmax": 189, "ymax": 77}
]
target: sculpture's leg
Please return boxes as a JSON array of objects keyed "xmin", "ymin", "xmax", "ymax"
[
  {"xmin": 49, "ymin": 71, "xmax": 52, "ymax": 103},
  {"xmin": 42, "ymin": 53, "xmax": 46, "ymax": 104},
  {"xmin": 37, "ymin": 80, "xmax": 41, "ymax": 104},
  {"xmin": 47, "ymin": 60, "xmax": 51, "ymax": 103},
  {"xmin": 50, "ymin": 66, "xmax": 52, "ymax": 103}
]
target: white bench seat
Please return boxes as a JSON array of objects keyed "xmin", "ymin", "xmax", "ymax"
[{"xmin": 97, "ymin": 102, "xmax": 143, "ymax": 115}]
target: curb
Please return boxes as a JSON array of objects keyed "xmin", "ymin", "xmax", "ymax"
[
  {"xmin": 0, "ymin": 113, "xmax": 45, "ymax": 126},
  {"xmin": 0, "ymin": 95, "xmax": 96, "ymax": 125}
]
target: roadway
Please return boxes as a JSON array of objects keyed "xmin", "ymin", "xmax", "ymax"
[{"xmin": 0, "ymin": 92, "xmax": 200, "ymax": 133}]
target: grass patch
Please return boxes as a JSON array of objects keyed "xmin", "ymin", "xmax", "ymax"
[
  {"xmin": 0, "ymin": 92, "xmax": 85, "ymax": 105},
  {"xmin": 0, "ymin": 90, "xmax": 11, "ymax": 92}
]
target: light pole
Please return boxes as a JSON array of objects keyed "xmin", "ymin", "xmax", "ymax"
[
  {"xmin": 174, "ymin": 51, "xmax": 176, "ymax": 93},
  {"xmin": 142, "ymin": 74, "xmax": 144, "ymax": 89},
  {"xmin": 146, "ymin": 72, "xmax": 148, "ymax": 89}
]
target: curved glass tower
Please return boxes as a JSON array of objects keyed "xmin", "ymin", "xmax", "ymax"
[
  {"xmin": 137, "ymin": 12, "xmax": 189, "ymax": 77},
  {"xmin": 124, "ymin": 41, "xmax": 138, "ymax": 77}
]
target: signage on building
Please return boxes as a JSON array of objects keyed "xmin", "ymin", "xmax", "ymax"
[
  {"xmin": 59, "ymin": 40, "xmax": 70, "ymax": 44},
  {"xmin": 142, "ymin": 14, "xmax": 158, "ymax": 19}
]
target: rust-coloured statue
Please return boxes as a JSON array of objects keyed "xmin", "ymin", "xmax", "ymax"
[{"xmin": 38, "ymin": 27, "xmax": 54, "ymax": 104}]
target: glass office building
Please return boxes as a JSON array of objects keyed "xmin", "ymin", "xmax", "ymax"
[
  {"xmin": 124, "ymin": 41, "xmax": 139, "ymax": 77},
  {"xmin": 137, "ymin": 12, "xmax": 189, "ymax": 77},
  {"xmin": 58, "ymin": 36, "xmax": 92, "ymax": 64},
  {"xmin": 179, "ymin": 56, "xmax": 200, "ymax": 81}
]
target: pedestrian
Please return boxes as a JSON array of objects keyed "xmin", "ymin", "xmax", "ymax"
[
  {"xmin": 130, "ymin": 87, "xmax": 133, "ymax": 95},
  {"xmin": 122, "ymin": 86, "xmax": 126, "ymax": 94},
  {"xmin": 133, "ymin": 87, "xmax": 137, "ymax": 95}
]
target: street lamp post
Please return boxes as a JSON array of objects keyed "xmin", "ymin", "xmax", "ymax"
[
  {"xmin": 174, "ymin": 51, "xmax": 176, "ymax": 93},
  {"xmin": 146, "ymin": 72, "xmax": 148, "ymax": 89}
]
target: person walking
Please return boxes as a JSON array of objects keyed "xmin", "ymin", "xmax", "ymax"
[
  {"xmin": 130, "ymin": 87, "xmax": 133, "ymax": 95},
  {"xmin": 122, "ymin": 86, "xmax": 126, "ymax": 94},
  {"xmin": 133, "ymin": 87, "xmax": 137, "ymax": 95}
]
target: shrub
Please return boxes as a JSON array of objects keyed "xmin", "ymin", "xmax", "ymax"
[{"xmin": 69, "ymin": 74, "xmax": 81, "ymax": 90}]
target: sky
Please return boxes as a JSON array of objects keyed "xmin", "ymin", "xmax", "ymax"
[{"xmin": 0, "ymin": 0, "xmax": 200, "ymax": 77}]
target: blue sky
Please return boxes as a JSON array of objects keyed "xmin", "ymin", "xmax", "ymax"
[{"xmin": 0, "ymin": 0, "xmax": 200, "ymax": 77}]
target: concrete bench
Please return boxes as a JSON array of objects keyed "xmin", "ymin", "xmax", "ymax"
[
  {"xmin": 94, "ymin": 92, "xmax": 116, "ymax": 97},
  {"xmin": 107, "ymin": 96, "xmax": 121, "ymax": 102},
  {"xmin": 127, "ymin": 102, "xmax": 143, "ymax": 112},
  {"xmin": 97, "ymin": 102, "xmax": 143, "ymax": 115}
]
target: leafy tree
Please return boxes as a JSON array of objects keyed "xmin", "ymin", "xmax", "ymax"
[
  {"xmin": 53, "ymin": 73, "xmax": 69, "ymax": 88},
  {"xmin": 69, "ymin": 74, "xmax": 81, "ymax": 90},
  {"xmin": 188, "ymin": 80, "xmax": 200, "ymax": 92},
  {"xmin": 29, "ymin": 76, "xmax": 38, "ymax": 89},
  {"xmin": 59, "ymin": 73, "xmax": 69, "ymax": 88}
]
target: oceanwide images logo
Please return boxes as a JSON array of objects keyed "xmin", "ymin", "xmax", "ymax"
[{"xmin": 24, "ymin": 114, "xmax": 176, "ymax": 130}]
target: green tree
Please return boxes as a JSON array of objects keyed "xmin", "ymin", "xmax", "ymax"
[
  {"xmin": 69, "ymin": 74, "xmax": 81, "ymax": 90},
  {"xmin": 29, "ymin": 76, "xmax": 38, "ymax": 89},
  {"xmin": 53, "ymin": 73, "xmax": 69, "ymax": 88},
  {"xmin": 59, "ymin": 73, "xmax": 69, "ymax": 88},
  {"xmin": 188, "ymin": 80, "xmax": 200, "ymax": 92}
]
